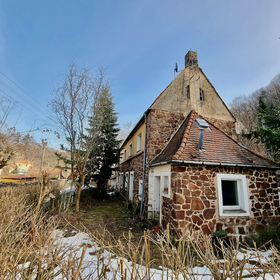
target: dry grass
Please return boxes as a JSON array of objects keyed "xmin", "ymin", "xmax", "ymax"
[
  {"xmin": 1, "ymin": 185, "xmax": 280, "ymax": 279},
  {"xmin": 0, "ymin": 186, "xmax": 92, "ymax": 279},
  {"xmin": 85, "ymin": 223, "xmax": 280, "ymax": 279}
]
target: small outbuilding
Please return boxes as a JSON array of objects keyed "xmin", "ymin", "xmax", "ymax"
[{"xmin": 149, "ymin": 111, "xmax": 279, "ymax": 240}]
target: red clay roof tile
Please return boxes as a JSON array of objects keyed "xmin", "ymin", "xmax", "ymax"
[{"xmin": 150, "ymin": 111, "xmax": 279, "ymax": 169}]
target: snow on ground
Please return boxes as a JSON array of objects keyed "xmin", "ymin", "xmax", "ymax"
[{"xmin": 42, "ymin": 230, "xmax": 279, "ymax": 280}]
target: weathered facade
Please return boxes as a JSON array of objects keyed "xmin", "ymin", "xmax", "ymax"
[
  {"xmin": 155, "ymin": 164, "xmax": 279, "ymax": 241},
  {"xmin": 119, "ymin": 50, "xmax": 279, "ymax": 239}
]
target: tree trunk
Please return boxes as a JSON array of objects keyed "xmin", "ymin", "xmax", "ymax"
[{"xmin": 75, "ymin": 174, "xmax": 85, "ymax": 212}]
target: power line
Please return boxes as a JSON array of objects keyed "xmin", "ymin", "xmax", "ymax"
[
  {"xmin": 0, "ymin": 80, "xmax": 47, "ymax": 118},
  {"xmin": 0, "ymin": 71, "xmax": 51, "ymax": 114},
  {"xmin": 0, "ymin": 79, "xmax": 47, "ymax": 118},
  {"xmin": 0, "ymin": 89, "xmax": 46, "ymax": 122}
]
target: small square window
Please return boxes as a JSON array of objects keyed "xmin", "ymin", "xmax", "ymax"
[
  {"xmin": 222, "ymin": 180, "xmax": 238, "ymax": 206},
  {"xmin": 217, "ymin": 174, "xmax": 249, "ymax": 216}
]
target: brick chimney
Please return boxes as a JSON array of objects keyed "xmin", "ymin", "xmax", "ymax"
[{"xmin": 185, "ymin": 50, "xmax": 198, "ymax": 68}]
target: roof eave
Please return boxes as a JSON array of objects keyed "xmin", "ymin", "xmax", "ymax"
[{"xmin": 150, "ymin": 159, "xmax": 279, "ymax": 169}]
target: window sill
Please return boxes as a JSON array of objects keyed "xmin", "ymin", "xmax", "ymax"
[{"xmin": 221, "ymin": 209, "xmax": 249, "ymax": 217}]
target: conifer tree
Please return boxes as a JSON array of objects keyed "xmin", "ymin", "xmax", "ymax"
[
  {"xmin": 246, "ymin": 91, "xmax": 280, "ymax": 161},
  {"xmin": 85, "ymin": 85, "xmax": 121, "ymax": 196}
]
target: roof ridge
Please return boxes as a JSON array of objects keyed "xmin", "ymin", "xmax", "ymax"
[{"xmin": 172, "ymin": 110, "xmax": 196, "ymax": 160}]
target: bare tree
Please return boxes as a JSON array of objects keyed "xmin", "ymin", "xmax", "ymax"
[
  {"xmin": 118, "ymin": 120, "xmax": 138, "ymax": 142},
  {"xmin": 50, "ymin": 63, "xmax": 107, "ymax": 212},
  {"xmin": 0, "ymin": 98, "xmax": 20, "ymax": 169}
]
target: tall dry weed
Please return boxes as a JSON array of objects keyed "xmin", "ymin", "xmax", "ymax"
[
  {"xmin": 1, "ymin": 186, "xmax": 280, "ymax": 279},
  {"xmin": 0, "ymin": 187, "xmax": 92, "ymax": 279}
]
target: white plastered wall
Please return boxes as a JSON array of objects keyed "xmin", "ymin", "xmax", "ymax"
[{"xmin": 148, "ymin": 164, "xmax": 171, "ymax": 220}]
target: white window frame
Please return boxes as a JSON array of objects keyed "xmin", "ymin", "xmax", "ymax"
[
  {"xmin": 125, "ymin": 172, "xmax": 129, "ymax": 190},
  {"xmin": 154, "ymin": 172, "xmax": 171, "ymax": 198},
  {"xmin": 118, "ymin": 172, "xmax": 123, "ymax": 191},
  {"xmin": 162, "ymin": 175, "xmax": 170, "ymax": 196},
  {"xmin": 129, "ymin": 142, "xmax": 132, "ymax": 157},
  {"xmin": 217, "ymin": 173, "xmax": 250, "ymax": 217},
  {"xmin": 137, "ymin": 133, "xmax": 142, "ymax": 151},
  {"xmin": 139, "ymin": 179, "xmax": 143, "ymax": 196}
]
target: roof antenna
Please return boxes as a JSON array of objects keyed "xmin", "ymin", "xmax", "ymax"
[{"xmin": 174, "ymin": 63, "xmax": 178, "ymax": 78}]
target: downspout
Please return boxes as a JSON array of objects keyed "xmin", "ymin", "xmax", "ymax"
[{"xmin": 140, "ymin": 110, "xmax": 148, "ymax": 216}]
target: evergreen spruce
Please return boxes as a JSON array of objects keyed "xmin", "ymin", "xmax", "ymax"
[
  {"xmin": 85, "ymin": 86, "xmax": 121, "ymax": 196},
  {"xmin": 245, "ymin": 91, "xmax": 280, "ymax": 161}
]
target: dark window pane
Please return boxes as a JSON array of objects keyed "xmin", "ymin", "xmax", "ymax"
[
  {"xmin": 186, "ymin": 85, "xmax": 190, "ymax": 99},
  {"xmin": 222, "ymin": 180, "xmax": 238, "ymax": 206},
  {"xmin": 199, "ymin": 88, "xmax": 204, "ymax": 101}
]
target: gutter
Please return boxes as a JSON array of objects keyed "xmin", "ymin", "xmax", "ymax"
[
  {"xmin": 149, "ymin": 160, "xmax": 279, "ymax": 169},
  {"xmin": 140, "ymin": 109, "xmax": 148, "ymax": 216},
  {"xmin": 121, "ymin": 108, "xmax": 151, "ymax": 147}
]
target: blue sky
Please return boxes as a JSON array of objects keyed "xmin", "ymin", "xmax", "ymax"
[{"xmin": 0, "ymin": 0, "xmax": 279, "ymax": 148}]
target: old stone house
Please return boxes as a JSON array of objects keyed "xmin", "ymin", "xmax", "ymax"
[{"xmin": 119, "ymin": 50, "xmax": 279, "ymax": 239}]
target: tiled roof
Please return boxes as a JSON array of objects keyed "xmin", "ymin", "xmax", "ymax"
[
  {"xmin": 0, "ymin": 174, "xmax": 36, "ymax": 179},
  {"xmin": 150, "ymin": 111, "xmax": 279, "ymax": 169},
  {"xmin": 16, "ymin": 158, "xmax": 34, "ymax": 165},
  {"xmin": 26, "ymin": 166, "xmax": 64, "ymax": 178}
]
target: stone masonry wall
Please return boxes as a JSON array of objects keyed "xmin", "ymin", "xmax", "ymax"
[
  {"xmin": 146, "ymin": 109, "xmax": 185, "ymax": 162},
  {"xmin": 162, "ymin": 164, "xmax": 279, "ymax": 241}
]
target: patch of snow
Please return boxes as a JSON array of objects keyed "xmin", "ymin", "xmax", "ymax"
[{"xmin": 14, "ymin": 229, "xmax": 280, "ymax": 280}]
